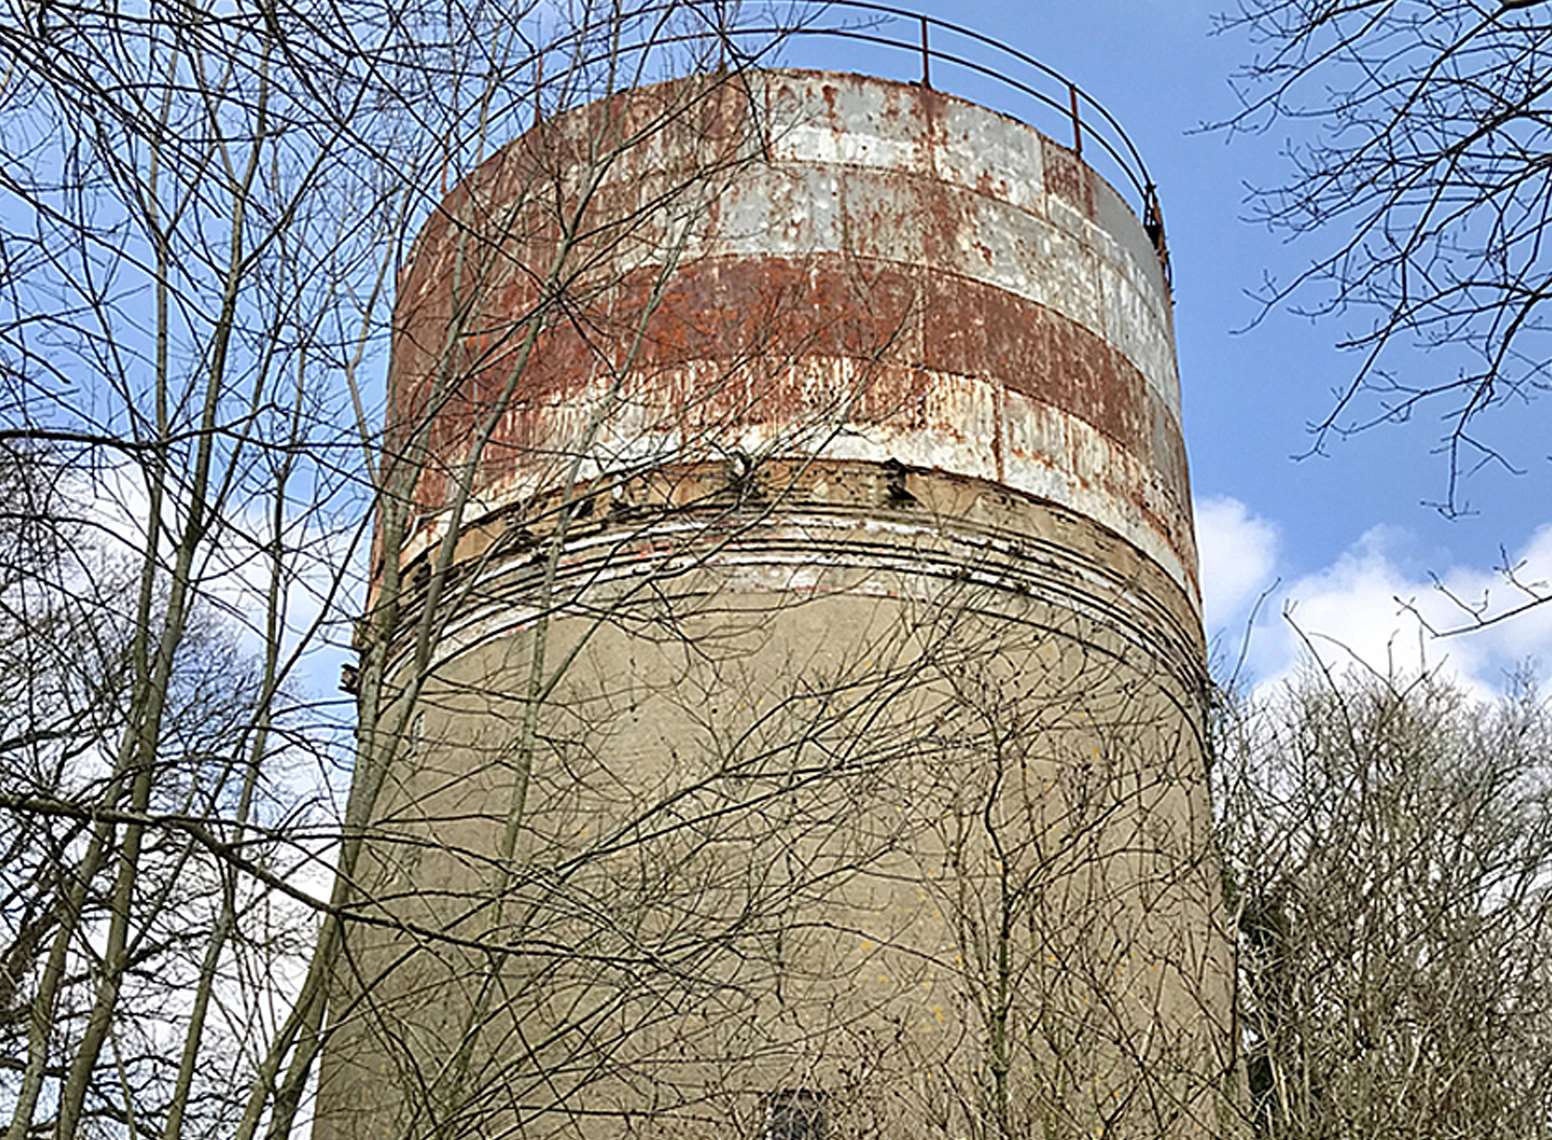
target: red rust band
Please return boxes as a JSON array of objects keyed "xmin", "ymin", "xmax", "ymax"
[{"xmin": 393, "ymin": 253, "xmax": 1187, "ymax": 507}]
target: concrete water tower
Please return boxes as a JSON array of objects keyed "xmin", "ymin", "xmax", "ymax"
[{"xmin": 317, "ymin": 15, "xmax": 1235, "ymax": 1140}]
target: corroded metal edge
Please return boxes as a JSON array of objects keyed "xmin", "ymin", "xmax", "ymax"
[{"xmin": 384, "ymin": 68, "xmax": 1200, "ymax": 618}]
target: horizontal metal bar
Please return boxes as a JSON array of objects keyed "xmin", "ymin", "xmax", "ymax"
[{"xmin": 473, "ymin": 1, "xmax": 1164, "ymax": 247}]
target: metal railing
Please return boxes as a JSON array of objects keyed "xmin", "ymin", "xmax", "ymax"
[{"xmin": 511, "ymin": 1, "xmax": 1170, "ymax": 279}]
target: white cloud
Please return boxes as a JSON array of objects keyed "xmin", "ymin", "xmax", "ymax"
[
  {"xmin": 1195, "ymin": 497, "xmax": 1552, "ymax": 697},
  {"xmin": 1438, "ymin": 525, "xmax": 1552, "ymax": 664},
  {"xmin": 1196, "ymin": 495, "xmax": 1280, "ymax": 631},
  {"xmin": 1255, "ymin": 526, "xmax": 1488, "ymax": 699}
]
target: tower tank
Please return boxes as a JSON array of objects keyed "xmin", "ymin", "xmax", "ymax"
[{"xmin": 318, "ymin": 57, "xmax": 1235, "ymax": 1140}]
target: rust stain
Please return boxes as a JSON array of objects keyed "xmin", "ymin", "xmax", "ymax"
[
  {"xmin": 1041, "ymin": 136, "xmax": 1096, "ymax": 220},
  {"xmin": 391, "ymin": 235, "xmax": 1186, "ymax": 533},
  {"xmin": 385, "ymin": 70, "xmax": 1189, "ymax": 586}
]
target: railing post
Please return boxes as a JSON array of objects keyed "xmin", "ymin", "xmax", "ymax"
[
  {"xmin": 1143, "ymin": 182, "xmax": 1170, "ymax": 290},
  {"xmin": 920, "ymin": 15, "xmax": 931, "ymax": 89},
  {"xmin": 1068, "ymin": 82, "xmax": 1082, "ymax": 157}
]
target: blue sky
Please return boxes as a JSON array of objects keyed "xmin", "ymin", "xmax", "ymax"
[
  {"xmin": 766, "ymin": 0, "xmax": 1552, "ymax": 695},
  {"xmin": 37, "ymin": 1, "xmax": 1547, "ymax": 700}
]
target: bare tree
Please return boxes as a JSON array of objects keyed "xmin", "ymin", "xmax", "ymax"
[
  {"xmin": 1, "ymin": 5, "xmax": 1237, "ymax": 1140},
  {"xmin": 0, "ymin": 3, "xmax": 866, "ymax": 1137},
  {"xmin": 890, "ymin": 601, "xmax": 1239, "ymax": 1140},
  {"xmin": 1214, "ymin": 1, "xmax": 1552, "ymax": 527},
  {"xmin": 1214, "ymin": 658, "xmax": 1552, "ymax": 1140}
]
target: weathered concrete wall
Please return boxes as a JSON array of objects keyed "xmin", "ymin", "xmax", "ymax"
[{"xmin": 317, "ymin": 69, "xmax": 1234, "ymax": 1140}]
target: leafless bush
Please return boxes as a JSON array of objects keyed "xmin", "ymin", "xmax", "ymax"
[{"xmin": 1215, "ymin": 658, "xmax": 1552, "ymax": 1140}]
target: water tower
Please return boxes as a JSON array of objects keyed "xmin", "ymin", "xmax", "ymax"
[{"xmin": 317, "ymin": 15, "xmax": 1235, "ymax": 1140}]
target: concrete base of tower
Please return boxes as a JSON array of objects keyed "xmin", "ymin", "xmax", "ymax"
[{"xmin": 312, "ymin": 465, "xmax": 1239, "ymax": 1140}]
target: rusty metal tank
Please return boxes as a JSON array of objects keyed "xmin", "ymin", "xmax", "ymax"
[{"xmin": 317, "ymin": 61, "xmax": 1235, "ymax": 1140}]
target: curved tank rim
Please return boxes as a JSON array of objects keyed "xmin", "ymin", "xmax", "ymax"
[
  {"xmin": 401, "ymin": 65, "xmax": 1164, "ymax": 290},
  {"xmin": 383, "ymin": 65, "xmax": 1198, "ymax": 618}
]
